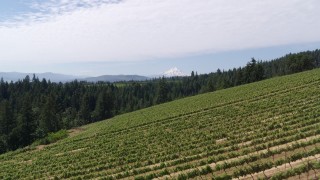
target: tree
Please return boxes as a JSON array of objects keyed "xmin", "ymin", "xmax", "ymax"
[
  {"xmin": 0, "ymin": 78, "xmax": 8, "ymax": 100},
  {"xmin": 244, "ymin": 58, "xmax": 265, "ymax": 83},
  {"xmin": 0, "ymin": 135, "xmax": 7, "ymax": 154},
  {"xmin": 14, "ymin": 94, "xmax": 35, "ymax": 147},
  {"xmin": 156, "ymin": 77, "xmax": 170, "ymax": 104},
  {"xmin": 255, "ymin": 63, "xmax": 265, "ymax": 81},
  {"xmin": 0, "ymin": 100, "xmax": 13, "ymax": 151},
  {"xmin": 92, "ymin": 89, "xmax": 114, "ymax": 121},
  {"xmin": 206, "ymin": 76, "xmax": 215, "ymax": 92},
  {"xmin": 285, "ymin": 54, "xmax": 315, "ymax": 74},
  {"xmin": 37, "ymin": 94, "xmax": 59, "ymax": 137},
  {"xmin": 234, "ymin": 67, "xmax": 244, "ymax": 85},
  {"xmin": 0, "ymin": 100, "xmax": 13, "ymax": 135},
  {"xmin": 61, "ymin": 107, "xmax": 78, "ymax": 129},
  {"xmin": 78, "ymin": 93, "xmax": 91, "ymax": 125}
]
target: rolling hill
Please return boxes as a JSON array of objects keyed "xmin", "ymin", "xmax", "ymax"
[
  {"xmin": 1, "ymin": 69, "xmax": 320, "ymax": 179},
  {"xmin": 84, "ymin": 75, "xmax": 149, "ymax": 83},
  {"xmin": 0, "ymin": 72, "xmax": 150, "ymax": 83},
  {"xmin": 0, "ymin": 72, "xmax": 80, "ymax": 82}
]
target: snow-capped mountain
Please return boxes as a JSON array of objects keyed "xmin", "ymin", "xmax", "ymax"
[{"xmin": 162, "ymin": 67, "xmax": 187, "ymax": 77}]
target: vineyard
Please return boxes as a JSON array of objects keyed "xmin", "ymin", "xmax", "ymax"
[{"xmin": 1, "ymin": 69, "xmax": 320, "ymax": 179}]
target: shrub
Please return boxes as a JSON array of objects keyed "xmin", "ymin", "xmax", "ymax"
[
  {"xmin": 200, "ymin": 165, "xmax": 213, "ymax": 175},
  {"xmin": 134, "ymin": 176, "xmax": 145, "ymax": 180},
  {"xmin": 35, "ymin": 130, "xmax": 68, "ymax": 145},
  {"xmin": 46, "ymin": 130, "xmax": 68, "ymax": 144},
  {"xmin": 214, "ymin": 174, "xmax": 232, "ymax": 180},
  {"xmin": 158, "ymin": 169, "xmax": 170, "ymax": 176},
  {"xmin": 187, "ymin": 169, "xmax": 200, "ymax": 178},
  {"xmin": 177, "ymin": 173, "xmax": 187, "ymax": 180},
  {"xmin": 145, "ymin": 173, "xmax": 155, "ymax": 180}
]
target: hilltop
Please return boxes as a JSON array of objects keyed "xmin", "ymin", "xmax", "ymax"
[
  {"xmin": 0, "ymin": 72, "xmax": 79, "ymax": 82},
  {"xmin": 84, "ymin": 75, "xmax": 149, "ymax": 83},
  {"xmin": 0, "ymin": 69, "xmax": 320, "ymax": 179},
  {"xmin": 0, "ymin": 72, "xmax": 151, "ymax": 83}
]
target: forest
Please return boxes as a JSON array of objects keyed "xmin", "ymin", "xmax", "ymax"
[{"xmin": 0, "ymin": 49, "xmax": 319, "ymax": 153}]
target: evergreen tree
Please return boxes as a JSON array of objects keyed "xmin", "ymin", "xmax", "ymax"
[
  {"xmin": 0, "ymin": 100, "xmax": 13, "ymax": 153},
  {"xmin": 205, "ymin": 76, "xmax": 215, "ymax": 92},
  {"xmin": 15, "ymin": 94, "xmax": 35, "ymax": 147},
  {"xmin": 0, "ymin": 135, "xmax": 7, "ymax": 154},
  {"xmin": 244, "ymin": 58, "xmax": 265, "ymax": 83},
  {"xmin": 156, "ymin": 78, "xmax": 170, "ymax": 104},
  {"xmin": 79, "ymin": 93, "xmax": 91, "ymax": 125},
  {"xmin": 37, "ymin": 94, "xmax": 59, "ymax": 137},
  {"xmin": 93, "ymin": 91, "xmax": 107, "ymax": 121},
  {"xmin": 93, "ymin": 88, "xmax": 115, "ymax": 121}
]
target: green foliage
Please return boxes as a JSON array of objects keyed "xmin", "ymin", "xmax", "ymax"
[
  {"xmin": 0, "ymin": 53, "xmax": 320, "ymax": 179},
  {"xmin": 156, "ymin": 78, "xmax": 170, "ymax": 104},
  {"xmin": 134, "ymin": 176, "xmax": 145, "ymax": 180},
  {"xmin": 0, "ymin": 49, "xmax": 319, "ymax": 153},
  {"xmin": 177, "ymin": 173, "xmax": 187, "ymax": 180},
  {"xmin": 0, "ymin": 135, "xmax": 7, "ymax": 154},
  {"xmin": 34, "ymin": 129, "xmax": 68, "ymax": 145},
  {"xmin": 214, "ymin": 174, "xmax": 232, "ymax": 180}
]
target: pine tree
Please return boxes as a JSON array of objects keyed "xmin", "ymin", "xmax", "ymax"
[
  {"xmin": 0, "ymin": 135, "xmax": 7, "ymax": 154},
  {"xmin": 0, "ymin": 100, "xmax": 13, "ymax": 135},
  {"xmin": 156, "ymin": 78, "xmax": 169, "ymax": 104},
  {"xmin": 15, "ymin": 94, "xmax": 35, "ymax": 147},
  {"xmin": 79, "ymin": 93, "xmax": 91, "ymax": 125},
  {"xmin": 38, "ymin": 94, "xmax": 59, "ymax": 137},
  {"xmin": 93, "ymin": 91, "xmax": 106, "ymax": 121},
  {"xmin": 92, "ymin": 89, "xmax": 114, "ymax": 122}
]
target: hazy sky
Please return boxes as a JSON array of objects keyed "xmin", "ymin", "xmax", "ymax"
[{"xmin": 0, "ymin": 0, "xmax": 319, "ymax": 76}]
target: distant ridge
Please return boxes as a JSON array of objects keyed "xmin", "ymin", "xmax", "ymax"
[
  {"xmin": 84, "ymin": 75, "xmax": 149, "ymax": 82},
  {"xmin": 0, "ymin": 72, "xmax": 151, "ymax": 83},
  {"xmin": 0, "ymin": 72, "xmax": 79, "ymax": 82}
]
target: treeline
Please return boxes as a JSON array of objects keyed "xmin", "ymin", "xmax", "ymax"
[
  {"xmin": 196, "ymin": 50, "xmax": 319, "ymax": 92},
  {"xmin": 0, "ymin": 49, "xmax": 319, "ymax": 153}
]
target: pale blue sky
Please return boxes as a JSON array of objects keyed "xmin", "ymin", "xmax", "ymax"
[
  {"xmin": 0, "ymin": 0, "xmax": 319, "ymax": 76},
  {"xmin": 0, "ymin": 1, "xmax": 29, "ymax": 18}
]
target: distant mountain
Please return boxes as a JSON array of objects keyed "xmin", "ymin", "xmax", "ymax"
[
  {"xmin": 0, "ymin": 72, "xmax": 80, "ymax": 82},
  {"xmin": 0, "ymin": 72, "xmax": 178, "ymax": 83},
  {"xmin": 84, "ymin": 75, "xmax": 149, "ymax": 82},
  {"xmin": 162, "ymin": 67, "xmax": 187, "ymax": 77},
  {"xmin": 0, "ymin": 72, "xmax": 151, "ymax": 83}
]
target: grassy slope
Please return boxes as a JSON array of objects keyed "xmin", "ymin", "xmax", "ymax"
[{"xmin": 1, "ymin": 69, "xmax": 320, "ymax": 179}]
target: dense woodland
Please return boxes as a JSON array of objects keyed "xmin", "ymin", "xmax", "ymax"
[{"xmin": 0, "ymin": 49, "xmax": 319, "ymax": 153}]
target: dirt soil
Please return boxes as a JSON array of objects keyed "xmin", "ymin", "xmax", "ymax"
[{"xmin": 68, "ymin": 127, "xmax": 84, "ymax": 137}]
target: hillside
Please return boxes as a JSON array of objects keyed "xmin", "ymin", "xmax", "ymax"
[{"xmin": 1, "ymin": 69, "xmax": 320, "ymax": 179}]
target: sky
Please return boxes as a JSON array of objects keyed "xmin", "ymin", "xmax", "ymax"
[{"xmin": 0, "ymin": 0, "xmax": 319, "ymax": 76}]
